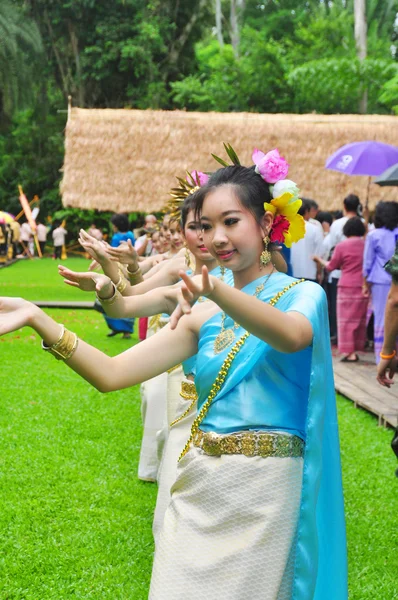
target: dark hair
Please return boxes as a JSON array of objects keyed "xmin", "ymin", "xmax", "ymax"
[
  {"xmin": 193, "ymin": 165, "xmax": 272, "ymax": 224},
  {"xmin": 343, "ymin": 194, "xmax": 361, "ymax": 215},
  {"xmin": 333, "ymin": 210, "xmax": 343, "ymax": 220},
  {"xmin": 305, "ymin": 198, "xmax": 318, "ymax": 210},
  {"xmin": 181, "ymin": 195, "xmax": 197, "ymax": 230},
  {"xmin": 316, "ymin": 210, "xmax": 333, "ymax": 226},
  {"xmin": 343, "ymin": 216, "xmax": 365, "ymax": 238},
  {"xmin": 298, "ymin": 199, "xmax": 311, "ymax": 216},
  {"xmin": 111, "ymin": 213, "xmax": 130, "ymax": 232},
  {"xmin": 374, "ymin": 201, "xmax": 398, "ymax": 231}
]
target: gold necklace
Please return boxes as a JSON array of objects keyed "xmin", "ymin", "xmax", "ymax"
[{"xmin": 213, "ymin": 268, "xmax": 274, "ymax": 354}]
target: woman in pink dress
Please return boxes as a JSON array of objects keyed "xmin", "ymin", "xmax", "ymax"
[{"xmin": 314, "ymin": 217, "xmax": 367, "ymax": 362}]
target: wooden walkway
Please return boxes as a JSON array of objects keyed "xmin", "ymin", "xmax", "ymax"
[{"xmin": 333, "ymin": 352, "xmax": 398, "ymax": 428}]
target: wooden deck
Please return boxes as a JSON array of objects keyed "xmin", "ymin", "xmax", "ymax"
[{"xmin": 333, "ymin": 351, "xmax": 398, "ymax": 428}]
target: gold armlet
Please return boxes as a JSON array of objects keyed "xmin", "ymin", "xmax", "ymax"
[
  {"xmin": 115, "ymin": 274, "xmax": 128, "ymax": 294},
  {"xmin": 42, "ymin": 325, "xmax": 78, "ymax": 361},
  {"xmin": 96, "ymin": 283, "xmax": 120, "ymax": 305},
  {"xmin": 127, "ymin": 265, "xmax": 142, "ymax": 284}
]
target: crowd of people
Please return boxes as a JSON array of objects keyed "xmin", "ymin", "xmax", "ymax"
[
  {"xmin": 288, "ymin": 194, "xmax": 398, "ymax": 365},
  {"xmin": 1, "ymin": 145, "xmax": 398, "ymax": 599}
]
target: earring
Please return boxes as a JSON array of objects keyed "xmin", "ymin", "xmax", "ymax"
[{"xmin": 260, "ymin": 235, "xmax": 271, "ymax": 269}]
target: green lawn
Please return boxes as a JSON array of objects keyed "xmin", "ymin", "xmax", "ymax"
[
  {"xmin": 0, "ymin": 258, "xmax": 95, "ymax": 301},
  {"xmin": 0, "ymin": 262, "xmax": 397, "ymax": 599}
]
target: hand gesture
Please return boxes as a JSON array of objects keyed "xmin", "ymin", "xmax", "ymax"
[
  {"xmin": 0, "ymin": 297, "xmax": 34, "ymax": 336},
  {"xmin": 106, "ymin": 239, "xmax": 138, "ymax": 267},
  {"xmin": 376, "ymin": 356, "xmax": 397, "ymax": 388},
  {"xmin": 170, "ymin": 266, "xmax": 215, "ymax": 330},
  {"xmin": 58, "ymin": 265, "xmax": 114, "ymax": 297},
  {"xmin": 78, "ymin": 229, "xmax": 110, "ymax": 264}
]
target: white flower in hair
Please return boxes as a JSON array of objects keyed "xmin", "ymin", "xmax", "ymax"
[{"xmin": 272, "ymin": 179, "xmax": 300, "ymax": 202}]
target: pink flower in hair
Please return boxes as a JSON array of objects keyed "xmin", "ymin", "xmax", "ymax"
[
  {"xmin": 270, "ymin": 215, "xmax": 290, "ymax": 244},
  {"xmin": 189, "ymin": 171, "xmax": 209, "ymax": 186},
  {"xmin": 252, "ymin": 148, "xmax": 289, "ymax": 184}
]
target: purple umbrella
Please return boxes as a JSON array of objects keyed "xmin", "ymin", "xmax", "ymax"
[{"xmin": 325, "ymin": 141, "xmax": 398, "ymax": 176}]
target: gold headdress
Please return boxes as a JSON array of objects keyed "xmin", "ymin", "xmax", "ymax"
[{"xmin": 165, "ymin": 170, "xmax": 210, "ymax": 222}]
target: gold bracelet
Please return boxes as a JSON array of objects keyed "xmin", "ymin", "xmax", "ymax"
[
  {"xmin": 42, "ymin": 326, "xmax": 78, "ymax": 361},
  {"xmin": 96, "ymin": 283, "xmax": 119, "ymax": 304},
  {"xmin": 127, "ymin": 265, "xmax": 140, "ymax": 277},
  {"xmin": 115, "ymin": 274, "xmax": 128, "ymax": 294}
]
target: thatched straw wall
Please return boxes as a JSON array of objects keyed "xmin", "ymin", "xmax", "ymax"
[{"xmin": 61, "ymin": 108, "xmax": 398, "ymax": 213}]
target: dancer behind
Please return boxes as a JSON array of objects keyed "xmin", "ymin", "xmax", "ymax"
[{"xmin": 0, "ymin": 147, "xmax": 346, "ymax": 600}]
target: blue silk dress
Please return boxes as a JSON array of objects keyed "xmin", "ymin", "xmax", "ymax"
[{"xmin": 193, "ymin": 272, "xmax": 347, "ymax": 600}]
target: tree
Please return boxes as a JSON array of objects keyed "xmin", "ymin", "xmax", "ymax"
[{"xmin": 0, "ymin": 1, "xmax": 43, "ymax": 122}]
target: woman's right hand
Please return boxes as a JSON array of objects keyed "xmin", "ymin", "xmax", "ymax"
[
  {"xmin": 58, "ymin": 265, "xmax": 114, "ymax": 297},
  {"xmin": 106, "ymin": 239, "xmax": 138, "ymax": 267},
  {"xmin": 0, "ymin": 297, "xmax": 37, "ymax": 335},
  {"xmin": 78, "ymin": 229, "xmax": 111, "ymax": 265},
  {"xmin": 170, "ymin": 266, "xmax": 215, "ymax": 329}
]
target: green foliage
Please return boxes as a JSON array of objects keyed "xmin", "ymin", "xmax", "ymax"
[
  {"xmin": 1, "ymin": 0, "xmax": 398, "ymax": 221},
  {"xmin": 0, "ymin": 105, "xmax": 65, "ymax": 217},
  {"xmin": 0, "ymin": 1, "xmax": 43, "ymax": 121},
  {"xmin": 171, "ymin": 29, "xmax": 290, "ymax": 113},
  {"xmin": 288, "ymin": 58, "xmax": 398, "ymax": 114},
  {"xmin": 379, "ymin": 73, "xmax": 398, "ymax": 114}
]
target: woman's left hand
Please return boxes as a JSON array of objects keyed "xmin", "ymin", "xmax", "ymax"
[
  {"xmin": 170, "ymin": 266, "xmax": 215, "ymax": 329},
  {"xmin": 0, "ymin": 297, "xmax": 35, "ymax": 336}
]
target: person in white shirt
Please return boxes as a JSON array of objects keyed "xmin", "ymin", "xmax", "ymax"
[
  {"xmin": 52, "ymin": 221, "xmax": 67, "ymax": 259},
  {"xmin": 326, "ymin": 194, "xmax": 362, "ymax": 342},
  {"xmin": 36, "ymin": 221, "xmax": 48, "ymax": 256},
  {"xmin": 290, "ymin": 199, "xmax": 324, "ymax": 281},
  {"xmin": 135, "ymin": 214, "xmax": 157, "ymax": 257},
  {"xmin": 20, "ymin": 222, "xmax": 33, "ymax": 257}
]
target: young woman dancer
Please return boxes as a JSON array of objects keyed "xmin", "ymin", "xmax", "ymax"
[{"xmin": 0, "ymin": 150, "xmax": 346, "ymax": 600}]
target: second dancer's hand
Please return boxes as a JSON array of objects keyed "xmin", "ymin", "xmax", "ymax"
[
  {"xmin": 170, "ymin": 266, "xmax": 215, "ymax": 330},
  {"xmin": 106, "ymin": 239, "xmax": 138, "ymax": 267},
  {"xmin": 58, "ymin": 265, "xmax": 114, "ymax": 297}
]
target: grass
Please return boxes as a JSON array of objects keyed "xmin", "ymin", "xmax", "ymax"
[
  {"xmin": 1, "ymin": 261, "xmax": 398, "ymax": 598},
  {"xmin": 0, "ymin": 258, "xmax": 95, "ymax": 301}
]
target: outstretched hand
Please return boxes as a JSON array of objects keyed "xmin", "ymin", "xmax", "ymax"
[
  {"xmin": 376, "ymin": 357, "xmax": 397, "ymax": 388},
  {"xmin": 169, "ymin": 266, "xmax": 215, "ymax": 330},
  {"xmin": 0, "ymin": 297, "xmax": 34, "ymax": 336},
  {"xmin": 106, "ymin": 239, "xmax": 138, "ymax": 267},
  {"xmin": 78, "ymin": 229, "xmax": 110, "ymax": 264},
  {"xmin": 58, "ymin": 265, "xmax": 114, "ymax": 297}
]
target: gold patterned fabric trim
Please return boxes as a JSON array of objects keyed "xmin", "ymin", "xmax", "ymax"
[
  {"xmin": 180, "ymin": 380, "xmax": 198, "ymax": 401},
  {"xmin": 193, "ymin": 430, "xmax": 304, "ymax": 458},
  {"xmin": 167, "ymin": 363, "xmax": 182, "ymax": 374}
]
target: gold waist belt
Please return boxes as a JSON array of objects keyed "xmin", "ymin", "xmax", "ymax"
[{"xmin": 193, "ymin": 429, "xmax": 305, "ymax": 458}]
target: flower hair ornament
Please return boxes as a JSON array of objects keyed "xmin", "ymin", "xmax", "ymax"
[{"xmin": 211, "ymin": 143, "xmax": 305, "ymax": 248}]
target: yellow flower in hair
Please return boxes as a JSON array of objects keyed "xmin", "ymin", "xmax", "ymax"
[{"xmin": 264, "ymin": 191, "xmax": 306, "ymax": 248}]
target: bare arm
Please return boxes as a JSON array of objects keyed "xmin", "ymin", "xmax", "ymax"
[
  {"xmin": 0, "ymin": 298, "xmax": 198, "ymax": 393},
  {"xmin": 171, "ymin": 268, "xmax": 313, "ymax": 353},
  {"xmin": 377, "ymin": 282, "xmax": 398, "ymax": 387},
  {"xmin": 99, "ymin": 284, "xmax": 181, "ymax": 318}
]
